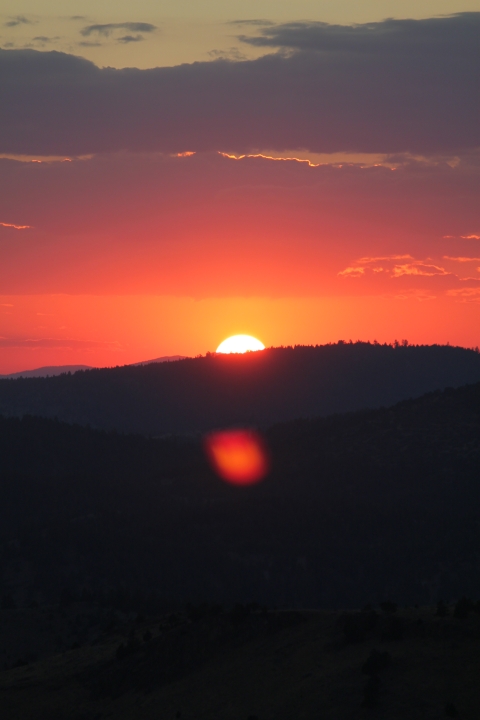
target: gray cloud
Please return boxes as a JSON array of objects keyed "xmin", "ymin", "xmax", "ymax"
[
  {"xmin": 238, "ymin": 12, "xmax": 480, "ymax": 54},
  {"xmin": 227, "ymin": 19, "xmax": 274, "ymax": 27},
  {"xmin": 0, "ymin": 14, "xmax": 478, "ymax": 157},
  {"xmin": 117, "ymin": 35, "xmax": 144, "ymax": 44},
  {"xmin": 80, "ymin": 22, "xmax": 157, "ymax": 37},
  {"xmin": 5, "ymin": 15, "xmax": 33, "ymax": 28}
]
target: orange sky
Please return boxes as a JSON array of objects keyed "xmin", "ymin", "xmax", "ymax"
[
  {"xmin": 0, "ymin": 150, "xmax": 479, "ymax": 373},
  {"xmin": 1, "ymin": 293, "xmax": 479, "ymax": 374}
]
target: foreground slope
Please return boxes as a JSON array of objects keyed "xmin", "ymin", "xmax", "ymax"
[
  {"xmin": 1, "ymin": 343, "xmax": 480, "ymax": 434},
  {"xmin": 1, "ymin": 604, "xmax": 480, "ymax": 720},
  {"xmin": 1, "ymin": 380, "xmax": 479, "ymax": 609}
]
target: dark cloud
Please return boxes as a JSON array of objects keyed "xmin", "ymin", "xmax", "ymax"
[
  {"xmin": 32, "ymin": 36, "xmax": 59, "ymax": 45},
  {"xmin": 80, "ymin": 22, "xmax": 157, "ymax": 37},
  {"xmin": 0, "ymin": 13, "xmax": 478, "ymax": 156},
  {"xmin": 117, "ymin": 35, "xmax": 144, "ymax": 44},
  {"xmin": 237, "ymin": 12, "xmax": 480, "ymax": 55},
  {"xmin": 227, "ymin": 19, "xmax": 274, "ymax": 27},
  {"xmin": 208, "ymin": 47, "xmax": 246, "ymax": 61},
  {"xmin": 4, "ymin": 15, "xmax": 33, "ymax": 28}
]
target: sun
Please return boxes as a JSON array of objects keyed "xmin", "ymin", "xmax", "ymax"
[{"xmin": 216, "ymin": 335, "xmax": 265, "ymax": 354}]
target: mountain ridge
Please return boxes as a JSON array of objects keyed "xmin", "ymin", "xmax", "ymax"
[{"xmin": 1, "ymin": 342, "xmax": 480, "ymax": 435}]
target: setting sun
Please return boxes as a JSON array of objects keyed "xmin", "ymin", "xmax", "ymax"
[{"xmin": 216, "ymin": 335, "xmax": 265, "ymax": 354}]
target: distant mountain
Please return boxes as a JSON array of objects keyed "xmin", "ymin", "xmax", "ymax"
[
  {"xmin": 0, "ymin": 365, "xmax": 93, "ymax": 379},
  {"xmin": 0, "ymin": 380, "xmax": 479, "ymax": 609},
  {"xmin": 0, "ymin": 343, "xmax": 480, "ymax": 435},
  {"xmin": 0, "ymin": 355, "xmax": 186, "ymax": 379}
]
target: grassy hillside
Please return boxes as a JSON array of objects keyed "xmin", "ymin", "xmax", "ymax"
[
  {"xmin": 1, "ymin": 342, "xmax": 480, "ymax": 434},
  {"xmin": 1, "ymin": 603, "xmax": 480, "ymax": 719}
]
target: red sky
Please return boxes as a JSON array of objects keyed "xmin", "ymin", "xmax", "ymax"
[{"xmin": 0, "ymin": 14, "xmax": 479, "ymax": 373}]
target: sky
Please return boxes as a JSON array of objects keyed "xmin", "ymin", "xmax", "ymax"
[{"xmin": 0, "ymin": 2, "xmax": 479, "ymax": 372}]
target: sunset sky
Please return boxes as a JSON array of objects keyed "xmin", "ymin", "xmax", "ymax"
[{"xmin": 1, "ymin": 2, "xmax": 479, "ymax": 373}]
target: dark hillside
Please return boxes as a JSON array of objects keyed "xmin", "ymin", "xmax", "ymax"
[
  {"xmin": 1, "ymin": 381, "xmax": 480, "ymax": 610},
  {"xmin": 1, "ymin": 343, "xmax": 480, "ymax": 434}
]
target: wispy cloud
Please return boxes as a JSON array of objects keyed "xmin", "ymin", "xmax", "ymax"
[
  {"xmin": 227, "ymin": 19, "xmax": 274, "ymax": 27},
  {"xmin": 0, "ymin": 221, "xmax": 32, "ymax": 230},
  {"xmin": 80, "ymin": 22, "xmax": 157, "ymax": 38},
  {"xmin": 391, "ymin": 263, "xmax": 450, "ymax": 278},
  {"xmin": 443, "ymin": 234, "xmax": 480, "ymax": 240},
  {"xmin": 339, "ymin": 255, "xmax": 453, "ymax": 279},
  {"xmin": 447, "ymin": 287, "xmax": 480, "ymax": 302},
  {"xmin": 443, "ymin": 256, "xmax": 480, "ymax": 262},
  {"xmin": 0, "ymin": 336, "xmax": 121, "ymax": 349},
  {"xmin": 117, "ymin": 35, "xmax": 144, "ymax": 44},
  {"xmin": 4, "ymin": 15, "xmax": 33, "ymax": 28}
]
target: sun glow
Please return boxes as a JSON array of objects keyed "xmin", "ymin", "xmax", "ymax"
[{"xmin": 216, "ymin": 335, "xmax": 265, "ymax": 354}]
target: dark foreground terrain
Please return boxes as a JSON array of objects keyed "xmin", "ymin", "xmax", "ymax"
[
  {"xmin": 1, "ymin": 342, "xmax": 480, "ymax": 434},
  {"xmin": 1, "ymin": 379, "xmax": 480, "ymax": 609},
  {"xmin": 1, "ymin": 601, "xmax": 480, "ymax": 720}
]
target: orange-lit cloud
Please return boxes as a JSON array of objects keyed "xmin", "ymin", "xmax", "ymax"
[
  {"xmin": 339, "ymin": 255, "xmax": 453, "ymax": 280},
  {"xmin": 0, "ymin": 221, "xmax": 32, "ymax": 230},
  {"xmin": 443, "ymin": 256, "xmax": 480, "ymax": 262},
  {"xmin": 447, "ymin": 288, "xmax": 480, "ymax": 302},
  {"xmin": 391, "ymin": 263, "xmax": 450, "ymax": 278}
]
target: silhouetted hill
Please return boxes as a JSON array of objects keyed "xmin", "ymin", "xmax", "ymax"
[
  {"xmin": 0, "ymin": 342, "xmax": 480, "ymax": 434},
  {"xmin": 1, "ymin": 380, "xmax": 480, "ymax": 610}
]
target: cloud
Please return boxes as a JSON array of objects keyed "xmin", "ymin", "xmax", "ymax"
[
  {"xmin": 339, "ymin": 255, "xmax": 462, "ymax": 281},
  {"xmin": 443, "ymin": 256, "xmax": 480, "ymax": 262},
  {"xmin": 0, "ymin": 336, "xmax": 120, "ymax": 349},
  {"xmin": 4, "ymin": 15, "xmax": 32, "ymax": 28},
  {"xmin": 0, "ymin": 221, "xmax": 32, "ymax": 229},
  {"xmin": 447, "ymin": 287, "xmax": 480, "ymax": 302},
  {"xmin": 237, "ymin": 13, "xmax": 480, "ymax": 54},
  {"xmin": 391, "ymin": 263, "xmax": 450, "ymax": 278},
  {"xmin": 117, "ymin": 35, "xmax": 144, "ymax": 44},
  {"xmin": 80, "ymin": 22, "xmax": 157, "ymax": 38},
  {"xmin": 0, "ymin": 13, "xmax": 479, "ymax": 156},
  {"xmin": 227, "ymin": 19, "xmax": 274, "ymax": 27}
]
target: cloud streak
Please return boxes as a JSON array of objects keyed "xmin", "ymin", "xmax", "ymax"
[
  {"xmin": 0, "ymin": 336, "xmax": 120, "ymax": 349},
  {"xmin": 0, "ymin": 13, "xmax": 478, "ymax": 156},
  {"xmin": 4, "ymin": 15, "xmax": 33, "ymax": 28},
  {"xmin": 0, "ymin": 221, "xmax": 32, "ymax": 229},
  {"xmin": 80, "ymin": 22, "xmax": 157, "ymax": 37}
]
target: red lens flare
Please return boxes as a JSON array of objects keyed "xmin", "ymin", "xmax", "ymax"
[{"xmin": 203, "ymin": 429, "xmax": 270, "ymax": 486}]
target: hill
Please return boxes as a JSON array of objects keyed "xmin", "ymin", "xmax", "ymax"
[
  {"xmin": 0, "ymin": 342, "xmax": 480, "ymax": 434},
  {"xmin": 2, "ymin": 604, "xmax": 480, "ymax": 719},
  {"xmin": 1, "ymin": 380, "xmax": 480, "ymax": 611}
]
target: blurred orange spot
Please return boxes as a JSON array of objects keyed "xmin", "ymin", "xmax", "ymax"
[{"xmin": 203, "ymin": 429, "xmax": 270, "ymax": 485}]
